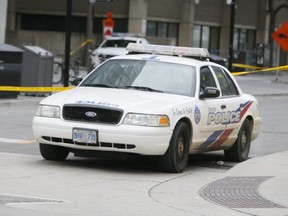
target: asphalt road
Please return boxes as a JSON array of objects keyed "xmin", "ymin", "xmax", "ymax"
[
  {"xmin": 0, "ymin": 74, "xmax": 288, "ymax": 216},
  {"xmin": 1, "ymin": 75, "xmax": 288, "ymax": 159}
]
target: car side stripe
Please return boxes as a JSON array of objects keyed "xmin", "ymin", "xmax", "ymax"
[
  {"xmin": 199, "ymin": 100, "xmax": 253, "ymax": 149},
  {"xmin": 209, "ymin": 128, "xmax": 234, "ymax": 148},
  {"xmin": 240, "ymin": 101, "xmax": 253, "ymax": 119},
  {"xmin": 200, "ymin": 130, "xmax": 223, "ymax": 148}
]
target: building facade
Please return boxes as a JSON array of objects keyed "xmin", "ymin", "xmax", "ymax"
[{"xmin": 4, "ymin": 0, "xmax": 288, "ymax": 67}]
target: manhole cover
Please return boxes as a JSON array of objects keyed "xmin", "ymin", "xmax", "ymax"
[{"xmin": 200, "ymin": 176, "xmax": 285, "ymax": 208}]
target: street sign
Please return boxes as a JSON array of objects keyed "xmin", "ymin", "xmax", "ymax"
[
  {"xmin": 103, "ymin": 12, "xmax": 114, "ymax": 39},
  {"xmin": 272, "ymin": 22, "xmax": 288, "ymax": 51}
]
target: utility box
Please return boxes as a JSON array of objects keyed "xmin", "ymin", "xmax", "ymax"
[
  {"xmin": 0, "ymin": 44, "xmax": 24, "ymax": 98},
  {"xmin": 21, "ymin": 46, "xmax": 54, "ymax": 95}
]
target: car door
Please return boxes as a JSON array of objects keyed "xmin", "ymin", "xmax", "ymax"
[
  {"xmin": 210, "ymin": 65, "xmax": 248, "ymax": 148},
  {"xmin": 194, "ymin": 66, "xmax": 226, "ymax": 151}
]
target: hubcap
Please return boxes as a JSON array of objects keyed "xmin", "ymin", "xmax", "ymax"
[
  {"xmin": 177, "ymin": 134, "xmax": 185, "ymax": 159},
  {"xmin": 241, "ymin": 130, "xmax": 247, "ymax": 150}
]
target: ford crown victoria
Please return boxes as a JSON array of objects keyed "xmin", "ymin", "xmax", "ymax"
[{"xmin": 33, "ymin": 44, "xmax": 261, "ymax": 173}]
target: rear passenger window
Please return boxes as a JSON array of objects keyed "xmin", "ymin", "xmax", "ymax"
[{"xmin": 212, "ymin": 66, "xmax": 239, "ymax": 96}]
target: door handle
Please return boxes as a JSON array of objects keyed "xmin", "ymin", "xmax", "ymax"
[{"xmin": 221, "ymin": 105, "xmax": 226, "ymax": 109}]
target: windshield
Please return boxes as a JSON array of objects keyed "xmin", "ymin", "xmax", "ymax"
[
  {"xmin": 81, "ymin": 59, "xmax": 196, "ymax": 96},
  {"xmin": 102, "ymin": 40, "xmax": 136, "ymax": 48}
]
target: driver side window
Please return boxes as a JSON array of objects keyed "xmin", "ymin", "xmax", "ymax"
[{"xmin": 200, "ymin": 66, "xmax": 217, "ymax": 93}]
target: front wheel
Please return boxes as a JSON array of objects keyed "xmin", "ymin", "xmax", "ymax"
[
  {"xmin": 160, "ymin": 122, "xmax": 190, "ymax": 173},
  {"xmin": 39, "ymin": 143, "xmax": 69, "ymax": 161},
  {"xmin": 224, "ymin": 119, "xmax": 251, "ymax": 162}
]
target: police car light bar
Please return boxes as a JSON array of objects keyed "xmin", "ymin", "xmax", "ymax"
[{"xmin": 126, "ymin": 43, "xmax": 209, "ymax": 58}]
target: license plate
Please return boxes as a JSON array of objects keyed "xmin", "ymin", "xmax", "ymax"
[{"xmin": 73, "ymin": 128, "xmax": 97, "ymax": 144}]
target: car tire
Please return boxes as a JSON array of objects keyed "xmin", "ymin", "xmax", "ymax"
[
  {"xmin": 160, "ymin": 122, "xmax": 190, "ymax": 173},
  {"xmin": 39, "ymin": 143, "xmax": 69, "ymax": 161},
  {"xmin": 224, "ymin": 119, "xmax": 251, "ymax": 162}
]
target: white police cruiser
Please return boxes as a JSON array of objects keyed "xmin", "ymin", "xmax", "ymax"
[{"xmin": 33, "ymin": 43, "xmax": 261, "ymax": 173}]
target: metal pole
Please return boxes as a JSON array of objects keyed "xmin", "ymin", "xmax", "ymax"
[
  {"xmin": 228, "ymin": 0, "xmax": 236, "ymax": 71},
  {"xmin": 64, "ymin": 0, "xmax": 72, "ymax": 87},
  {"xmin": 86, "ymin": 1, "xmax": 94, "ymax": 72}
]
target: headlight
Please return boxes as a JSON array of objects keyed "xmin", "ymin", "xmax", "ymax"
[
  {"xmin": 123, "ymin": 113, "xmax": 170, "ymax": 127},
  {"xmin": 36, "ymin": 105, "xmax": 60, "ymax": 118}
]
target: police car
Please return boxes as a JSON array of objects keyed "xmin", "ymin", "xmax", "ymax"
[
  {"xmin": 32, "ymin": 43, "xmax": 261, "ymax": 173},
  {"xmin": 90, "ymin": 36, "xmax": 149, "ymax": 68}
]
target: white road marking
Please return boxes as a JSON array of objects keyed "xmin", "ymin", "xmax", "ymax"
[
  {"xmin": 0, "ymin": 192, "xmax": 65, "ymax": 204},
  {"xmin": 0, "ymin": 138, "xmax": 36, "ymax": 144}
]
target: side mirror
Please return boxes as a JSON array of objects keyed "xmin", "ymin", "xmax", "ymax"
[
  {"xmin": 69, "ymin": 75, "xmax": 83, "ymax": 86},
  {"xmin": 200, "ymin": 87, "xmax": 220, "ymax": 99}
]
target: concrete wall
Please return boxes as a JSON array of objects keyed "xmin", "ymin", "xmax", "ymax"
[
  {"xmin": 194, "ymin": 0, "xmax": 224, "ymax": 24},
  {"xmin": 13, "ymin": 0, "xmax": 129, "ymax": 17},
  {"xmin": 147, "ymin": 0, "xmax": 182, "ymax": 20},
  {"xmin": 3, "ymin": 0, "xmax": 288, "ymax": 65},
  {"xmin": 128, "ymin": 0, "xmax": 148, "ymax": 36}
]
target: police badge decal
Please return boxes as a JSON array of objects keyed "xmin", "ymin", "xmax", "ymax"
[{"xmin": 194, "ymin": 106, "xmax": 201, "ymax": 124}]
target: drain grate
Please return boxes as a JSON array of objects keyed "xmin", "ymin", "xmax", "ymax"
[
  {"xmin": 0, "ymin": 193, "xmax": 62, "ymax": 204},
  {"xmin": 200, "ymin": 176, "xmax": 285, "ymax": 208}
]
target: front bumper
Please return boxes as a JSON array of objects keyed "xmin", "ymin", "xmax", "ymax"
[{"xmin": 33, "ymin": 117, "xmax": 173, "ymax": 156}]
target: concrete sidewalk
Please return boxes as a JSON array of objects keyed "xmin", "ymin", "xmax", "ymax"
[{"xmin": 151, "ymin": 150, "xmax": 288, "ymax": 216}]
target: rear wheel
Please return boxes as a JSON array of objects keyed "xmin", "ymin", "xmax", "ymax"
[
  {"xmin": 224, "ymin": 119, "xmax": 251, "ymax": 162},
  {"xmin": 39, "ymin": 143, "xmax": 69, "ymax": 161},
  {"xmin": 160, "ymin": 122, "xmax": 190, "ymax": 173}
]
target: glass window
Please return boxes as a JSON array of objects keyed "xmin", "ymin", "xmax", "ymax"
[
  {"xmin": 147, "ymin": 21, "xmax": 157, "ymax": 36},
  {"xmin": 193, "ymin": 25, "xmax": 201, "ymax": 47},
  {"xmin": 212, "ymin": 66, "xmax": 238, "ymax": 96},
  {"xmin": 233, "ymin": 28, "xmax": 256, "ymax": 51},
  {"xmin": 168, "ymin": 23, "xmax": 178, "ymax": 38},
  {"xmin": 210, "ymin": 27, "xmax": 220, "ymax": 52},
  {"xmin": 233, "ymin": 28, "xmax": 239, "ymax": 50},
  {"xmin": 202, "ymin": 26, "xmax": 210, "ymax": 49},
  {"xmin": 81, "ymin": 59, "xmax": 196, "ymax": 96},
  {"xmin": 19, "ymin": 14, "xmax": 128, "ymax": 33},
  {"xmin": 146, "ymin": 21, "xmax": 178, "ymax": 39},
  {"xmin": 193, "ymin": 25, "xmax": 219, "ymax": 51},
  {"xmin": 239, "ymin": 29, "xmax": 247, "ymax": 50},
  {"xmin": 101, "ymin": 39, "xmax": 136, "ymax": 48},
  {"xmin": 199, "ymin": 66, "xmax": 217, "ymax": 93},
  {"xmin": 158, "ymin": 23, "xmax": 168, "ymax": 37}
]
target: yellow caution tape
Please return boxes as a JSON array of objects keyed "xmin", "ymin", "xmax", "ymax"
[
  {"xmin": 232, "ymin": 63, "xmax": 264, "ymax": 70},
  {"xmin": 232, "ymin": 65, "xmax": 288, "ymax": 76},
  {"xmin": 70, "ymin": 39, "xmax": 93, "ymax": 56},
  {"xmin": 0, "ymin": 86, "xmax": 74, "ymax": 92}
]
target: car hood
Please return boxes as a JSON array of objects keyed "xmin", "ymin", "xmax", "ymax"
[
  {"xmin": 94, "ymin": 47, "xmax": 127, "ymax": 56},
  {"xmin": 41, "ymin": 87, "xmax": 193, "ymax": 113}
]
